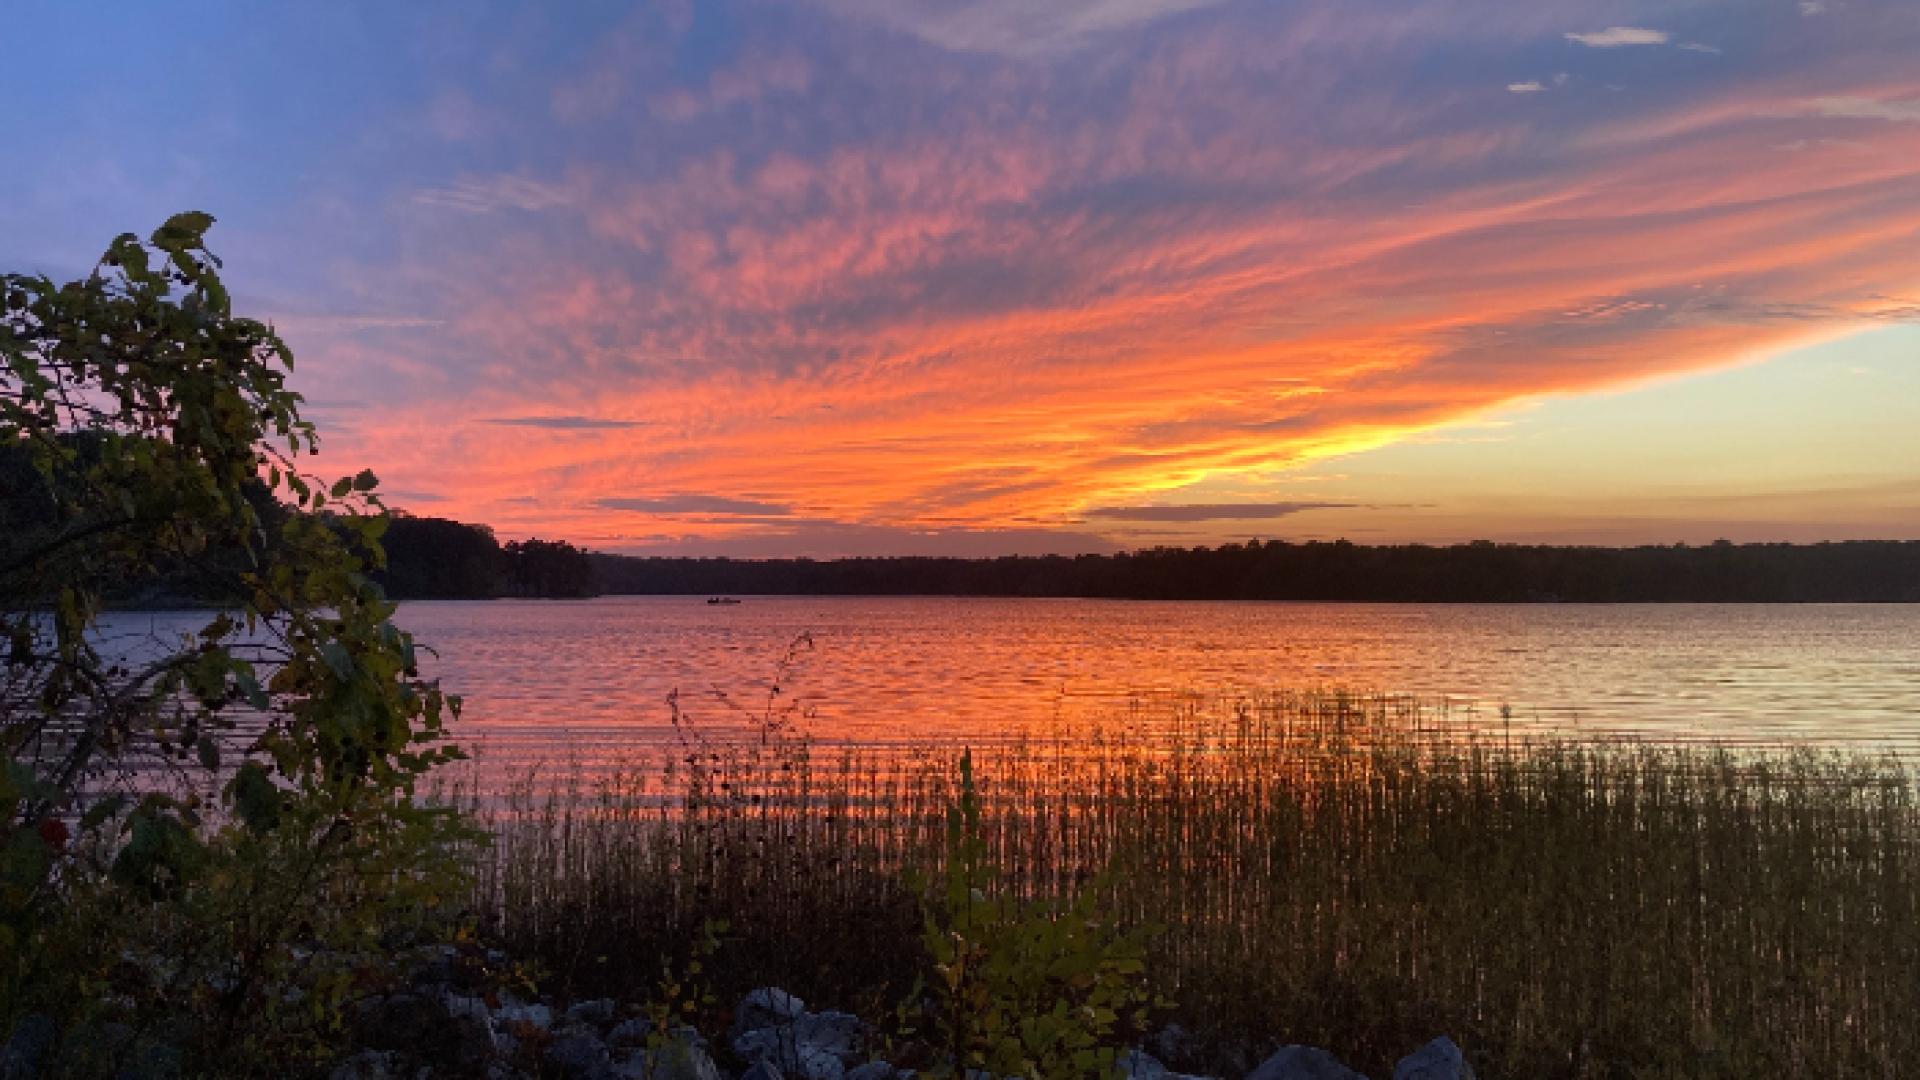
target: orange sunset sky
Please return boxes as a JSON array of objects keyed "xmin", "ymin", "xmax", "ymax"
[{"xmin": 5, "ymin": 1, "xmax": 1917, "ymax": 555}]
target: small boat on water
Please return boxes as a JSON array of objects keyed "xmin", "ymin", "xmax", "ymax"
[{"xmin": 706, "ymin": 596, "xmax": 741, "ymax": 605}]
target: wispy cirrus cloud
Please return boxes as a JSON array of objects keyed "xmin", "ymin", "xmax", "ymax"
[
  {"xmin": 821, "ymin": 0, "xmax": 1231, "ymax": 56},
  {"xmin": 1565, "ymin": 26, "xmax": 1669, "ymax": 47},
  {"xmin": 480, "ymin": 416, "xmax": 650, "ymax": 430},
  {"xmin": 1085, "ymin": 502, "xmax": 1355, "ymax": 522},
  {"xmin": 1803, "ymin": 96, "xmax": 1920, "ymax": 123},
  {"xmin": 595, "ymin": 496, "xmax": 795, "ymax": 517},
  {"xmin": 412, "ymin": 175, "xmax": 573, "ymax": 214}
]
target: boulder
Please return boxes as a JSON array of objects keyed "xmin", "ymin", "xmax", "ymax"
[
  {"xmin": 443, "ymin": 992, "xmax": 501, "ymax": 1056},
  {"xmin": 567, "ymin": 998, "xmax": 620, "ymax": 1030},
  {"xmin": 545, "ymin": 1023, "xmax": 612, "ymax": 1078},
  {"xmin": 741, "ymin": 1059, "xmax": 787, "ymax": 1080},
  {"xmin": 730, "ymin": 1031, "xmax": 845, "ymax": 1080},
  {"xmin": 608, "ymin": 1018, "xmax": 652, "ymax": 1051},
  {"xmin": 1121, "ymin": 1047, "xmax": 1220, "ymax": 1080},
  {"xmin": 643, "ymin": 1030, "xmax": 725, "ymax": 1080},
  {"xmin": 795, "ymin": 1011, "xmax": 866, "ymax": 1063},
  {"xmin": 1393, "ymin": 1038, "xmax": 1473, "ymax": 1080},
  {"xmin": 732, "ymin": 1005, "xmax": 865, "ymax": 1080},
  {"xmin": 734, "ymin": 988, "xmax": 808, "ymax": 1036},
  {"xmin": 1245, "ymin": 1046, "xmax": 1367, "ymax": 1080},
  {"xmin": 497, "ymin": 1001, "xmax": 554, "ymax": 1033},
  {"xmin": 350, "ymin": 991, "xmax": 493, "ymax": 1072},
  {"xmin": 1148, "ymin": 1024, "xmax": 1197, "ymax": 1067}
]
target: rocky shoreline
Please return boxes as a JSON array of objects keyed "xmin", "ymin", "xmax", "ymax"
[{"xmin": 329, "ymin": 949, "xmax": 1474, "ymax": 1080}]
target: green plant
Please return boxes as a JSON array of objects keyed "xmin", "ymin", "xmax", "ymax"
[
  {"xmin": 918, "ymin": 750, "xmax": 1155, "ymax": 1080},
  {"xmin": 644, "ymin": 916, "xmax": 728, "ymax": 1048},
  {"xmin": 1, "ymin": 214, "xmax": 474, "ymax": 1073}
]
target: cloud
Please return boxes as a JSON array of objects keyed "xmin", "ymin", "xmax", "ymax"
[
  {"xmin": 1508, "ymin": 81, "xmax": 1546, "ymax": 94},
  {"xmin": 595, "ymin": 496, "xmax": 795, "ymax": 516},
  {"xmin": 1804, "ymin": 96, "xmax": 1920, "ymax": 122},
  {"xmin": 822, "ymin": 0, "xmax": 1230, "ymax": 56},
  {"xmin": 1678, "ymin": 42, "xmax": 1722, "ymax": 55},
  {"xmin": 412, "ymin": 175, "xmax": 572, "ymax": 213},
  {"xmin": 601, "ymin": 522, "xmax": 1121, "ymax": 557},
  {"xmin": 111, "ymin": 0, "xmax": 1920, "ymax": 554},
  {"xmin": 480, "ymin": 416, "xmax": 651, "ymax": 430},
  {"xmin": 1565, "ymin": 27, "xmax": 1670, "ymax": 47},
  {"xmin": 1085, "ymin": 502, "xmax": 1356, "ymax": 522}
]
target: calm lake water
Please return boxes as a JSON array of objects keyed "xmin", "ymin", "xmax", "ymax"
[
  {"xmin": 94, "ymin": 597, "xmax": 1920, "ymax": 778},
  {"xmin": 351, "ymin": 597, "xmax": 1920, "ymax": 770}
]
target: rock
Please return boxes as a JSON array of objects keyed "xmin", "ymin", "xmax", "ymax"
[
  {"xmin": 497, "ymin": 1002, "xmax": 554, "ymax": 1033},
  {"xmin": 443, "ymin": 992, "xmax": 501, "ymax": 1057},
  {"xmin": 567, "ymin": 998, "xmax": 620, "ymax": 1029},
  {"xmin": 741, "ymin": 1059, "xmax": 786, "ymax": 1080},
  {"xmin": 1245, "ymin": 1046, "xmax": 1367, "ymax": 1080},
  {"xmin": 732, "ymin": 1005, "xmax": 864, "ymax": 1080},
  {"xmin": 844, "ymin": 1064, "xmax": 901, "ymax": 1080},
  {"xmin": 607, "ymin": 1018, "xmax": 652, "ymax": 1050},
  {"xmin": 1148, "ymin": 1024, "xmax": 1197, "ymax": 1067},
  {"xmin": 643, "ymin": 1030, "xmax": 725, "ymax": 1080},
  {"xmin": 546, "ymin": 1024, "xmax": 612, "ymax": 1078},
  {"xmin": 1120, "ymin": 1049, "xmax": 1219, "ymax": 1080},
  {"xmin": 733, "ymin": 1028, "xmax": 845, "ymax": 1080},
  {"xmin": 1, "ymin": 1014, "xmax": 55, "ymax": 1080},
  {"xmin": 796, "ymin": 1011, "xmax": 866, "ymax": 1063},
  {"xmin": 734, "ymin": 987, "xmax": 808, "ymax": 1034},
  {"xmin": 349, "ymin": 992, "xmax": 492, "ymax": 1072},
  {"xmin": 1393, "ymin": 1038, "xmax": 1473, "ymax": 1080}
]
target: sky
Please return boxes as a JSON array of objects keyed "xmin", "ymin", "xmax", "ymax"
[{"xmin": 3, "ymin": 0, "xmax": 1917, "ymax": 556}]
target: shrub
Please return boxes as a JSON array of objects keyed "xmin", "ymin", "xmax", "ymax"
[{"xmin": 1, "ymin": 214, "xmax": 472, "ymax": 1073}]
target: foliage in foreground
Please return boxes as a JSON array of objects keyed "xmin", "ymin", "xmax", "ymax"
[
  {"xmin": 469, "ymin": 694, "xmax": 1920, "ymax": 1079},
  {"xmin": 2, "ymin": 217, "xmax": 470, "ymax": 1073}
]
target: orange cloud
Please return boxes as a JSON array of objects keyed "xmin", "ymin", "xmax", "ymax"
[{"xmin": 272, "ymin": 0, "xmax": 1920, "ymax": 552}]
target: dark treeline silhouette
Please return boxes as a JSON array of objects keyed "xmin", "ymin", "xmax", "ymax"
[
  {"xmin": 4, "ymin": 437, "xmax": 594, "ymax": 602},
  {"xmin": 379, "ymin": 515, "xmax": 594, "ymax": 599},
  {"xmin": 588, "ymin": 539, "xmax": 1920, "ymax": 602}
]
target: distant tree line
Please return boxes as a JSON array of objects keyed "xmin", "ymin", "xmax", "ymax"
[
  {"xmin": 4, "ymin": 438, "xmax": 594, "ymax": 601},
  {"xmin": 378, "ymin": 515, "xmax": 594, "ymax": 599},
  {"xmin": 588, "ymin": 539, "xmax": 1920, "ymax": 602}
]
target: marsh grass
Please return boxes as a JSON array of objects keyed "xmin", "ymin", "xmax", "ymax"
[{"xmin": 458, "ymin": 692, "xmax": 1920, "ymax": 1078}]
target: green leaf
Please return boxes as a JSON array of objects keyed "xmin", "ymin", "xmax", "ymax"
[
  {"xmin": 151, "ymin": 211, "xmax": 215, "ymax": 250},
  {"xmin": 321, "ymin": 642, "xmax": 354, "ymax": 680}
]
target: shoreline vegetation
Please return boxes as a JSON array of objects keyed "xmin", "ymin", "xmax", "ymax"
[
  {"xmin": 370, "ymin": 515, "xmax": 1920, "ymax": 603},
  {"xmin": 456, "ymin": 692, "xmax": 1920, "ymax": 1078}
]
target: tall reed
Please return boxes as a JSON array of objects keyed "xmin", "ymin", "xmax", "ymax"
[{"xmin": 458, "ymin": 692, "xmax": 1920, "ymax": 1078}]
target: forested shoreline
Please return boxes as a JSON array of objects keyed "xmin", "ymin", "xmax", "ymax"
[
  {"xmin": 365, "ymin": 517, "xmax": 1920, "ymax": 602},
  {"xmin": 583, "ymin": 539, "xmax": 1920, "ymax": 603}
]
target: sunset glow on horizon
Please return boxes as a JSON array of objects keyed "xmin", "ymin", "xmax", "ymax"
[{"xmin": 5, "ymin": 1, "xmax": 1917, "ymax": 555}]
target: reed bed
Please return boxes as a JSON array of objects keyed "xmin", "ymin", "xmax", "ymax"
[{"xmin": 459, "ymin": 691, "xmax": 1920, "ymax": 1078}]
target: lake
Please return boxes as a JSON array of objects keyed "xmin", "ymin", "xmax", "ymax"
[
  {"xmin": 94, "ymin": 597, "xmax": 1920, "ymax": 776},
  {"xmin": 299, "ymin": 597, "xmax": 1920, "ymax": 773}
]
